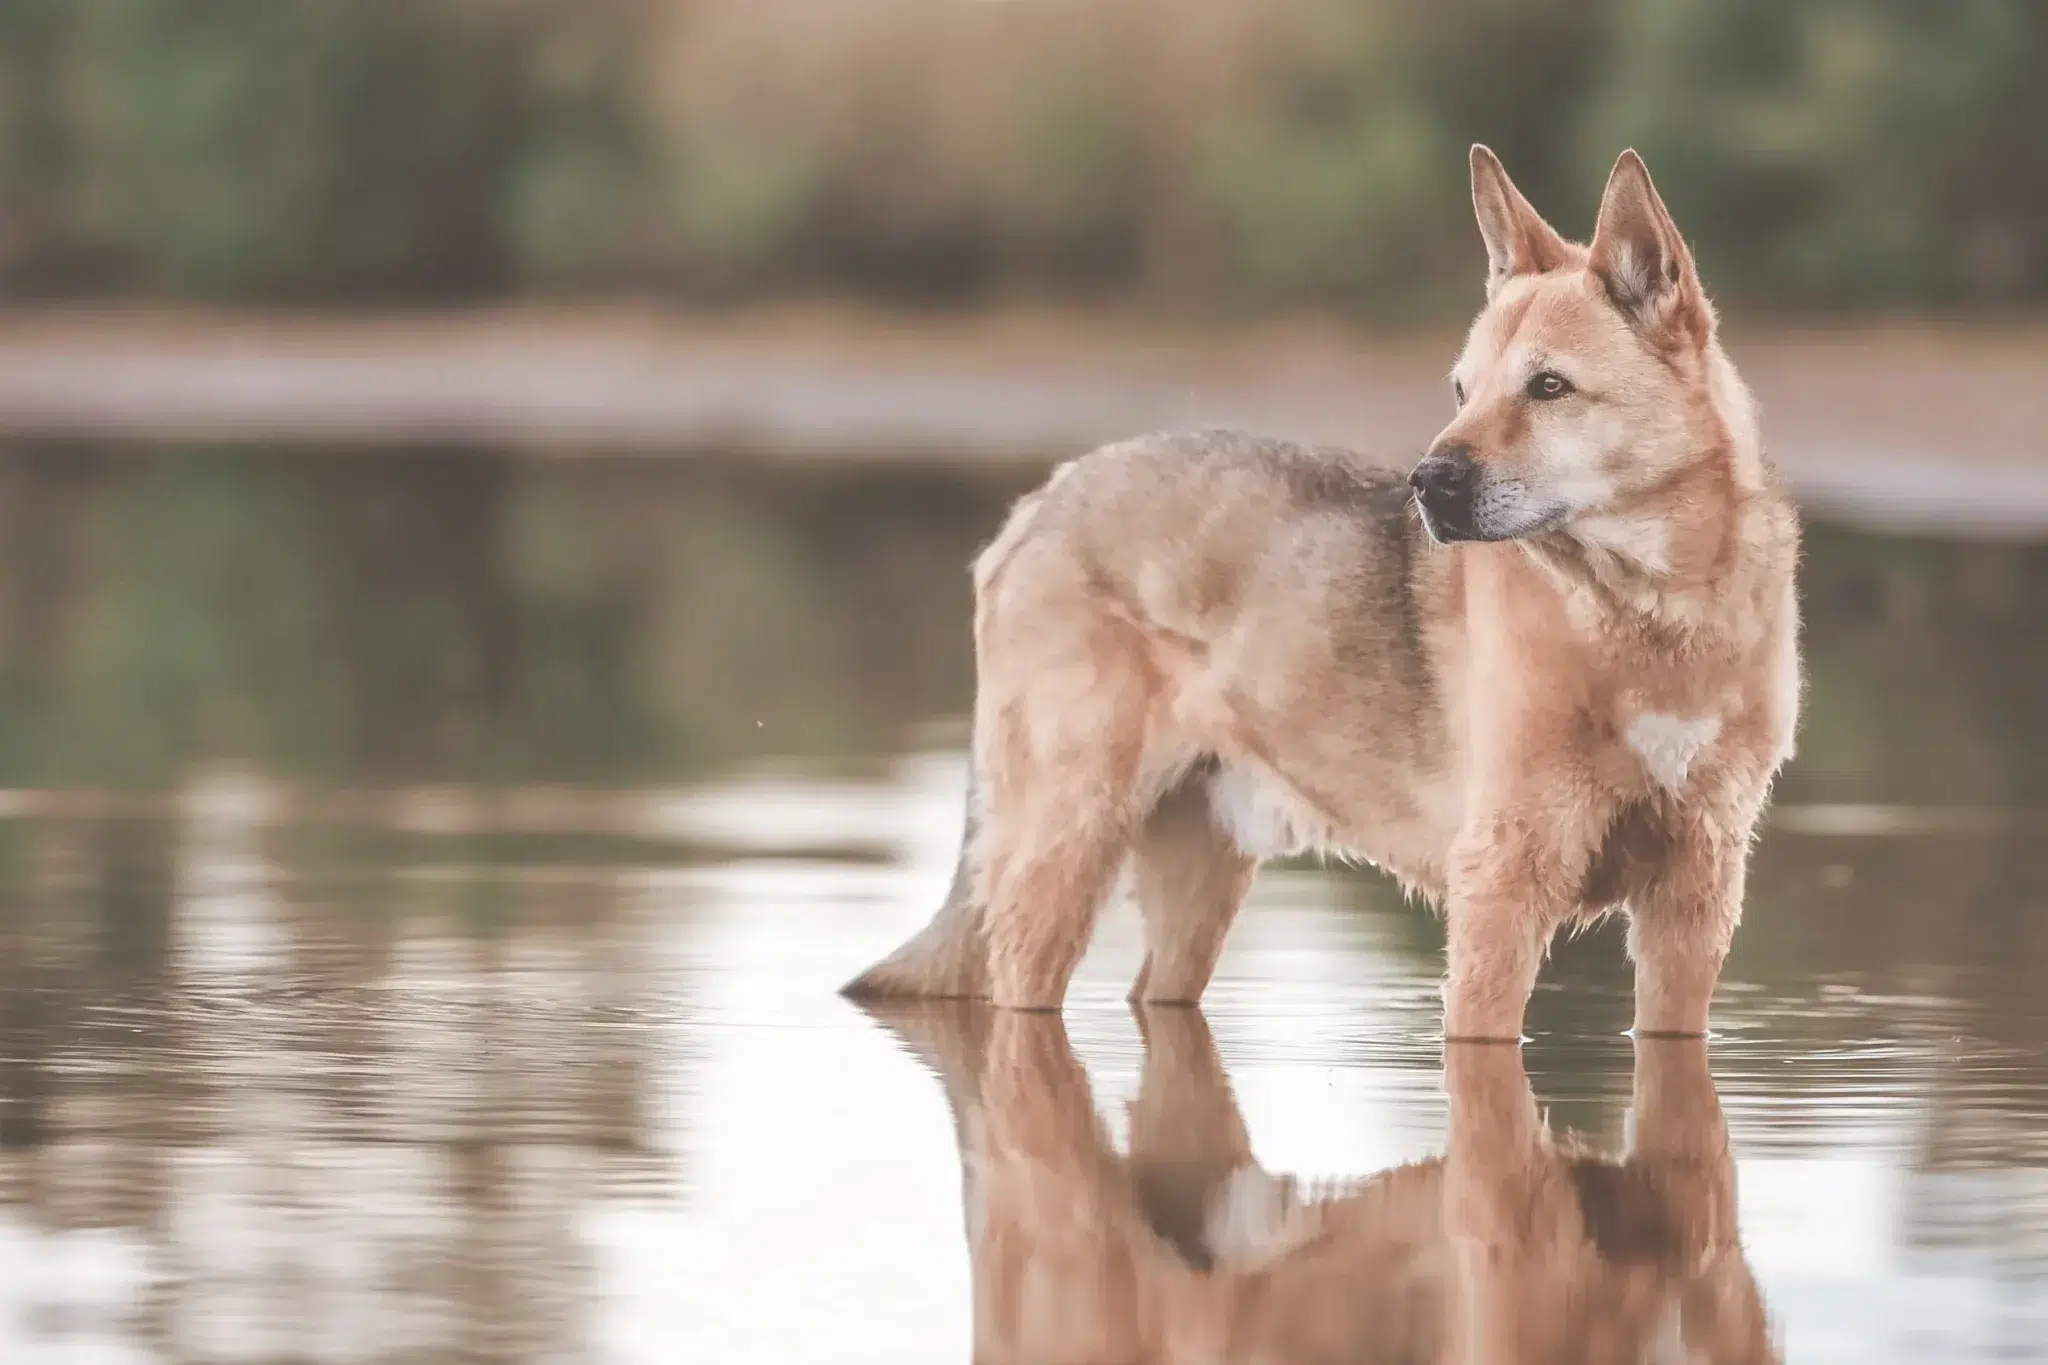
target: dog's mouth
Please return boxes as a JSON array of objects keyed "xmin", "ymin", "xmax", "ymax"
[
  {"xmin": 1414, "ymin": 481, "xmax": 1568, "ymax": 544},
  {"xmin": 1415, "ymin": 497, "xmax": 1484, "ymax": 544}
]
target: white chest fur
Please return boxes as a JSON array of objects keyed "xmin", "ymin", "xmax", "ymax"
[
  {"xmin": 1624, "ymin": 713, "xmax": 1721, "ymax": 793},
  {"xmin": 1206, "ymin": 764, "xmax": 1319, "ymax": 860}
]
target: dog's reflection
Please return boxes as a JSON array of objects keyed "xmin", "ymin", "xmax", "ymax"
[{"xmin": 869, "ymin": 1005, "xmax": 1777, "ymax": 1364}]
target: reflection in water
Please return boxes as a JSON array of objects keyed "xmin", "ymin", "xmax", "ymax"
[
  {"xmin": 2, "ymin": 772, "xmax": 2048, "ymax": 1360},
  {"xmin": 0, "ymin": 441, "xmax": 2041, "ymax": 805},
  {"xmin": 0, "ymin": 441, "xmax": 1026, "ymax": 787},
  {"xmin": 869, "ymin": 1003, "xmax": 1774, "ymax": 1364},
  {"xmin": 0, "ymin": 439, "xmax": 2041, "ymax": 1360},
  {"xmin": 0, "ymin": 808, "xmax": 677, "ymax": 1362}
]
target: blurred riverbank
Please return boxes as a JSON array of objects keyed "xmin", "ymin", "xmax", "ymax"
[{"xmin": 2, "ymin": 305, "xmax": 2044, "ymax": 533}]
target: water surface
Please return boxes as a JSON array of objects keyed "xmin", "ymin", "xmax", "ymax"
[{"xmin": 0, "ymin": 441, "xmax": 2043, "ymax": 1362}]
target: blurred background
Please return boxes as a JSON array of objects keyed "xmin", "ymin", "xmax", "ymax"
[
  {"xmin": 0, "ymin": 2, "xmax": 2045, "ymax": 1362},
  {"xmin": 1, "ymin": 0, "xmax": 2042, "ymax": 312}
]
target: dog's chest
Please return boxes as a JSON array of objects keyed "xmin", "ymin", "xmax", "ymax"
[{"xmin": 1620, "ymin": 710, "xmax": 1721, "ymax": 794}]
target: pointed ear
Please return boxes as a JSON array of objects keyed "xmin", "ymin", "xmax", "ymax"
[
  {"xmin": 1587, "ymin": 149, "xmax": 1710, "ymax": 344},
  {"xmin": 1470, "ymin": 144, "xmax": 1571, "ymax": 295}
]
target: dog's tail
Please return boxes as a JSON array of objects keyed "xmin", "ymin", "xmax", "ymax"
[{"xmin": 841, "ymin": 758, "xmax": 990, "ymax": 1000}]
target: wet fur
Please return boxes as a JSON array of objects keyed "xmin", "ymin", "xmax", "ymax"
[{"xmin": 845, "ymin": 147, "xmax": 1801, "ymax": 1039}]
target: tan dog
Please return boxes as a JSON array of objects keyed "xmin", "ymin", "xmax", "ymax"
[
  {"xmin": 846, "ymin": 146, "xmax": 1801, "ymax": 1038},
  {"xmin": 868, "ymin": 1003, "xmax": 1778, "ymax": 1363}
]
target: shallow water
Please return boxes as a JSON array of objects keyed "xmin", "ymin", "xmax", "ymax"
[{"xmin": 0, "ymin": 442, "xmax": 2045, "ymax": 1362}]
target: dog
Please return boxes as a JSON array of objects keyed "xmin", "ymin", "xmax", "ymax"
[
  {"xmin": 865, "ymin": 1002, "xmax": 1778, "ymax": 1363},
  {"xmin": 845, "ymin": 146, "xmax": 1802, "ymax": 1039}
]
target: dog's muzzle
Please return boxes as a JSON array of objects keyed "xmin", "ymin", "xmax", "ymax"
[{"xmin": 1409, "ymin": 444, "xmax": 1481, "ymax": 542}]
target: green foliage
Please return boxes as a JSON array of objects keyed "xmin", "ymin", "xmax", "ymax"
[
  {"xmin": 505, "ymin": 124, "xmax": 645, "ymax": 286},
  {"xmin": 1579, "ymin": 0, "xmax": 2039, "ymax": 306},
  {"xmin": 0, "ymin": 0, "xmax": 651, "ymax": 298},
  {"xmin": 662, "ymin": 130, "xmax": 821, "ymax": 294},
  {"xmin": 1203, "ymin": 96, "xmax": 1463, "ymax": 315},
  {"xmin": 500, "ymin": 4, "xmax": 652, "ymax": 288},
  {"xmin": 989, "ymin": 63, "xmax": 1144, "ymax": 288},
  {"xmin": 1200, "ymin": 0, "xmax": 1617, "ymax": 314},
  {"xmin": 0, "ymin": 3, "xmax": 76, "ymax": 287},
  {"xmin": 0, "ymin": 0, "xmax": 2040, "ymax": 312},
  {"xmin": 65, "ymin": 0, "xmax": 528, "ymax": 296}
]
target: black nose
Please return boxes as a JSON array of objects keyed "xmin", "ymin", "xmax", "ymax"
[
  {"xmin": 1409, "ymin": 443, "xmax": 1477, "ymax": 498},
  {"xmin": 1408, "ymin": 443, "xmax": 1479, "ymax": 541}
]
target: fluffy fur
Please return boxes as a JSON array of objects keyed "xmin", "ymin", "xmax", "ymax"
[{"xmin": 845, "ymin": 146, "xmax": 1802, "ymax": 1039}]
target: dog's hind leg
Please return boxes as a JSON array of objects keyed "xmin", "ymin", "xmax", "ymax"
[
  {"xmin": 1129, "ymin": 774, "xmax": 1255, "ymax": 1006},
  {"xmin": 979, "ymin": 786, "xmax": 1132, "ymax": 1011},
  {"xmin": 977, "ymin": 613, "xmax": 1156, "ymax": 1012}
]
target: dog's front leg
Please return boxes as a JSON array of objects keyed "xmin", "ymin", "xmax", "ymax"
[
  {"xmin": 1442, "ymin": 870, "xmax": 1552, "ymax": 1043},
  {"xmin": 1628, "ymin": 828, "xmax": 1746, "ymax": 1037},
  {"xmin": 1441, "ymin": 799, "xmax": 1603, "ymax": 1042}
]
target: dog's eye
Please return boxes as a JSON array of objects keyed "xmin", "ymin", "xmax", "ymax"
[
  {"xmin": 1451, "ymin": 379, "xmax": 1466, "ymax": 408},
  {"xmin": 1526, "ymin": 371, "xmax": 1573, "ymax": 401}
]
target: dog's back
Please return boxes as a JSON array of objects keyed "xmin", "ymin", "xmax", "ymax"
[
  {"xmin": 845, "ymin": 429, "xmax": 1462, "ymax": 1006},
  {"xmin": 978, "ymin": 428, "xmax": 1458, "ymax": 845}
]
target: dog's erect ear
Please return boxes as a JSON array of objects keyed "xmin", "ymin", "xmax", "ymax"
[
  {"xmin": 1470, "ymin": 144, "xmax": 1571, "ymax": 295},
  {"xmin": 1588, "ymin": 149, "xmax": 1710, "ymax": 345}
]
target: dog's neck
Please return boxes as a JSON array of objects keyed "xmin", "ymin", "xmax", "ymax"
[{"xmin": 1523, "ymin": 505, "xmax": 1728, "ymax": 641}]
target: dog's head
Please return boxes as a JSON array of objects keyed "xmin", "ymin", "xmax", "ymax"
[{"xmin": 1412, "ymin": 146, "xmax": 1740, "ymax": 554}]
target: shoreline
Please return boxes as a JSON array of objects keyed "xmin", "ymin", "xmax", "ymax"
[{"xmin": 1, "ymin": 303, "xmax": 2044, "ymax": 534}]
